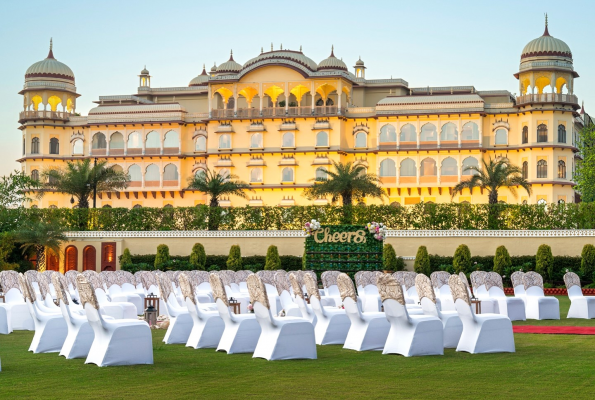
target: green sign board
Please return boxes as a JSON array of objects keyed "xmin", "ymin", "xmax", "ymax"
[{"xmin": 304, "ymin": 225, "xmax": 383, "ymax": 273}]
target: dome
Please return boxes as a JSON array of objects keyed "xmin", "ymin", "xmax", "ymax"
[
  {"xmin": 210, "ymin": 62, "xmax": 217, "ymax": 73},
  {"xmin": 355, "ymin": 57, "xmax": 364, "ymax": 66},
  {"xmin": 140, "ymin": 66, "xmax": 150, "ymax": 75},
  {"xmin": 189, "ymin": 65, "xmax": 209, "ymax": 86},
  {"xmin": 521, "ymin": 24, "xmax": 572, "ymax": 60},
  {"xmin": 25, "ymin": 40, "xmax": 74, "ymax": 82},
  {"xmin": 243, "ymin": 48, "xmax": 318, "ymax": 71},
  {"xmin": 318, "ymin": 46, "xmax": 347, "ymax": 71},
  {"xmin": 217, "ymin": 51, "xmax": 242, "ymax": 74}
]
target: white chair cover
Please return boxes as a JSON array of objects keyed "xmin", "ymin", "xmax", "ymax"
[
  {"xmin": 523, "ymin": 272, "xmax": 560, "ymax": 320},
  {"xmin": 564, "ymin": 272, "xmax": 595, "ymax": 319},
  {"xmin": 157, "ymin": 274, "xmax": 193, "ymax": 344},
  {"xmin": 485, "ymin": 272, "xmax": 526, "ymax": 321},
  {"xmin": 0, "ymin": 270, "xmax": 34, "ymax": 332}
]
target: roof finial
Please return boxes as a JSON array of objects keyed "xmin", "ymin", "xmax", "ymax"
[
  {"xmin": 261, "ymin": 46, "xmax": 263, "ymax": 54},
  {"xmin": 229, "ymin": 49, "xmax": 234, "ymax": 61},
  {"xmin": 48, "ymin": 38, "xmax": 54, "ymax": 59},
  {"xmin": 271, "ymin": 42, "xmax": 273, "ymax": 51},
  {"xmin": 581, "ymin": 101, "xmax": 585, "ymax": 114},
  {"xmin": 280, "ymin": 43, "xmax": 283, "ymax": 50},
  {"xmin": 330, "ymin": 45, "xmax": 335, "ymax": 57},
  {"xmin": 543, "ymin": 13, "xmax": 550, "ymax": 36},
  {"xmin": 300, "ymin": 45, "xmax": 302, "ymax": 52}
]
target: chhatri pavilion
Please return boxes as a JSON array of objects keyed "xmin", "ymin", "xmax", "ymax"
[{"xmin": 18, "ymin": 20, "xmax": 586, "ymax": 208}]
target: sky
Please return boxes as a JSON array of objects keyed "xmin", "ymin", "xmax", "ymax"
[{"xmin": 1, "ymin": 0, "xmax": 594, "ymax": 175}]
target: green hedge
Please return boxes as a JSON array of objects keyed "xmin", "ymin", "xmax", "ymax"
[{"xmin": 5, "ymin": 203, "xmax": 595, "ymax": 232}]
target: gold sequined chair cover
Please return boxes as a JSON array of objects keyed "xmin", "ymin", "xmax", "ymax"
[
  {"xmin": 209, "ymin": 273, "xmax": 229, "ymax": 307},
  {"xmin": 178, "ymin": 273, "xmax": 196, "ymax": 305},
  {"xmin": 157, "ymin": 273, "xmax": 174, "ymax": 304},
  {"xmin": 377, "ymin": 274, "xmax": 406, "ymax": 305},
  {"xmin": 431, "ymin": 271, "xmax": 451, "ymax": 289},
  {"xmin": 510, "ymin": 271, "xmax": 525, "ymax": 289},
  {"xmin": 247, "ymin": 274, "xmax": 270, "ymax": 310},
  {"xmin": 415, "ymin": 274, "xmax": 437, "ymax": 304},
  {"xmin": 485, "ymin": 272, "xmax": 504, "ymax": 291},
  {"xmin": 1, "ymin": 270, "xmax": 21, "ymax": 293},
  {"xmin": 289, "ymin": 273, "xmax": 304, "ymax": 300},
  {"xmin": 52, "ymin": 273, "xmax": 69, "ymax": 306},
  {"xmin": 274, "ymin": 271, "xmax": 290, "ymax": 295},
  {"xmin": 76, "ymin": 275, "xmax": 100, "ymax": 310},
  {"xmin": 448, "ymin": 275, "xmax": 471, "ymax": 306},
  {"xmin": 469, "ymin": 271, "xmax": 487, "ymax": 291},
  {"xmin": 18, "ymin": 273, "xmax": 36, "ymax": 303},
  {"xmin": 523, "ymin": 271, "xmax": 544, "ymax": 291},
  {"xmin": 402, "ymin": 272, "xmax": 418, "ymax": 291},
  {"xmin": 303, "ymin": 273, "xmax": 321, "ymax": 301},
  {"xmin": 337, "ymin": 274, "xmax": 357, "ymax": 303},
  {"xmin": 321, "ymin": 271, "xmax": 341, "ymax": 289},
  {"xmin": 564, "ymin": 272, "xmax": 581, "ymax": 290}
]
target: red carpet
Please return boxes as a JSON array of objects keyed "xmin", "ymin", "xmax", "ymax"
[{"xmin": 513, "ymin": 325, "xmax": 595, "ymax": 335}]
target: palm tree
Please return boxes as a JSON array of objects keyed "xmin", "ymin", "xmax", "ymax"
[
  {"xmin": 42, "ymin": 159, "xmax": 129, "ymax": 208},
  {"xmin": 304, "ymin": 160, "xmax": 385, "ymax": 206},
  {"xmin": 452, "ymin": 157, "xmax": 532, "ymax": 204},
  {"xmin": 15, "ymin": 220, "xmax": 67, "ymax": 272},
  {"xmin": 186, "ymin": 168, "xmax": 250, "ymax": 230}
]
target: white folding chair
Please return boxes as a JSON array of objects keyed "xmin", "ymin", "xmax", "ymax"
[
  {"xmin": 523, "ymin": 272, "xmax": 560, "ymax": 320},
  {"xmin": 564, "ymin": 272, "xmax": 595, "ymax": 319},
  {"xmin": 157, "ymin": 274, "xmax": 193, "ymax": 344},
  {"xmin": 485, "ymin": 272, "xmax": 526, "ymax": 321}
]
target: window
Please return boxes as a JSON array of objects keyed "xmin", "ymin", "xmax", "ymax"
[
  {"xmin": 440, "ymin": 123, "xmax": 458, "ymax": 141},
  {"xmin": 31, "ymin": 137, "xmax": 40, "ymax": 154},
  {"xmin": 558, "ymin": 125, "xmax": 566, "ymax": 143},
  {"xmin": 316, "ymin": 131, "xmax": 329, "ymax": 147},
  {"xmin": 537, "ymin": 124, "xmax": 548, "ymax": 143},
  {"xmin": 195, "ymin": 136, "xmax": 207, "ymax": 152},
  {"xmin": 420, "ymin": 158, "xmax": 437, "ymax": 176},
  {"xmin": 537, "ymin": 160, "xmax": 547, "ymax": 178},
  {"xmin": 219, "ymin": 134, "xmax": 231, "ymax": 149},
  {"xmin": 48, "ymin": 175, "xmax": 58, "ymax": 185},
  {"xmin": 522, "ymin": 161, "xmax": 528, "ymax": 179},
  {"xmin": 194, "ymin": 169, "xmax": 206, "ymax": 180},
  {"xmin": 145, "ymin": 131, "xmax": 160, "ymax": 148},
  {"xmin": 145, "ymin": 164, "xmax": 160, "ymax": 181},
  {"xmin": 92, "ymin": 133, "xmax": 107, "ymax": 149},
  {"xmin": 72, "ymin": 139, "xmax": 83, "ymax": 155},
  {"xmin": 282, "ymin": 167, "xmax": 294, "ymax": 182},
  {"xmin": 495, "ymin": 129, "xmax": 508, "ymax": 145},
  {"xmin": 128, "ymin": 165, "xmax": 141, "ymax": 182},
  {"xmin": 164, "ymin": 204, "xmax": 173, "ymax": 209},
  {"xmin": 379, "ymin": 159, "xmax": 396, "ymax": 177},
  {"xmin": 282, "ymin": 132, "xmax": 294, "ymax": 148},
  {"xmin": 400, "ymin": 159, "xmax": 416, "ymax": 176},
  {"xmin": 461, "ymin": 122, "xmax": 479, "ymax": 140},
  {"xmin": 522, "ymin": 126, "xmax": 528, "ymax": 144},
  {"xmin": 379, "ymin": 125, "xmax": 397, "ymax": 143},
  {"xmin": 103, "ymin": 205, "xmax": 112, "ymax": 208},
  {"xmin": 354, "ymin": 132, "xmax": 367, "ymax": 148},
  {"xmin": 537, "ymin": 198, "xmax": 547, "ymax": 205},
  {"xmin": 400, "ymin": 124, "xmax": 416, "ymax": 142},
  {"xmin": 163, "ymin": 164, "xmax": 178, "ymax": 181},
  {"xmin": 164, "ymin": 130, "xmax": 179, "ymax": 148},
  {"xmin": 441, "ymin": 157, "xmax": 457, "ymax": 176},
  {"xmin": 251, "ymin": 168, "xmax": 263, "ymax": 183},
  {"xmin": 133, "ymin": 204, "xmax": 142, "ymax": 209},
  {"xmin": 31, "ymin": 169, "xmax": 39, "ymax": 181},
  {"xmin": 420, "ymin": 124, "xmax": 437, "ymax": 141},
  {"xmin": 109, "ymin": 132, "xmax": 124, "ymax": 149},
  {"xmin": 49, "ymin": 138, "xmax": 59, "ymax": 154},
  {"xmin": 315, "ymin": 167, "xmax": 327, "ymax": 180},
  {"xmin": 83, "ymin": 245, "xmax": 96, "ymax": 271},
  {"xmin": 219, "ymin": 169, "xmax": 230, "ymax": 181},
  {"xmin": 250, "ymin": 133, "xmax": 263, "ymax": 149},
  {"xmin": 128, "ymin": 132, "xmax": 142, "ymax": 148},
  {"xmin": 558, "ymin": 160, "xmax": 566, "ymax": 179},
  {"xmin": 462, "ymin": 157, "xmax": 479, "ymax": 175}
]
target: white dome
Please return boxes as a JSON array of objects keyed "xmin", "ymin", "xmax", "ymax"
[
  {"xmin": 217, "ymin": 51, "xmax": 242, "ymax": 74},
  {"xmin": 243, "ymin": 49, "xmax": 318, "ymax": 71},
  {"xmin": 521, "ymin": 26, "xmax": 572, "ymax": 60},
  {"xmin": 189, "ymin": 66, "xmax": 209, "ymax": 86},
  {"xmin": 318, "ymin": 47, "xmax": 347, "ymax": 71},
  {"xmin": 25, "ymin": 45, "xmax": 74, "ymax": 82}
]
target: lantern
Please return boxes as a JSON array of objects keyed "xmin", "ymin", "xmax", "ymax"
[{"xmin": 144, "ymin": 304, "xmax": 157, "ymax": 327}]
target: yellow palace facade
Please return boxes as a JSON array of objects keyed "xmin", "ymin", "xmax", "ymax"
[{"xmin": 19, "ymin": 22, "xmax": 584, "ymax": 208}]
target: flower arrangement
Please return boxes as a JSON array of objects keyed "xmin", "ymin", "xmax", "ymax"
[
  {"xmin": 366, "ymin": 222, "xmax": 386, "ymax": 241},
  {"xmin": 278, "ymin": 309, "xmax": 286, "ymax": 317},
  {"xmin": 247, "ymin": 303, "xmax": 254, "ymax": 313},
  {"xmin": 304, "ymin": 219, "xmax": 321, "ymax": 236}
]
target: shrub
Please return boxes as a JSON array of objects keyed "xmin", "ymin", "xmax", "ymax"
[
  {"xmin": 189, "ymin": 243, "xmax": 206, "ymax": 270},
  {"xmin": 414, "ymin": 246, "xmax": 431, "ymax": 276},
  {"xmin": 264, "ymin": 245, "xmax": 281, "ymax": 271},
  {"xmin": 383, "ymin": 244, "xmax": 398, "ymax": 271},
  {"xmin": 536, "ymin": 244, "xmax": 554, "ymax": 281},
  {"xmin": 453, "ymin": 244, "xmax": 471, "ymax": 274},
  {"xmin": 227, "ymin": 245, "xmax": 242, "ymax": 271},
  {"xmin": 302, "ymin": 249, "xmax": 307, "ymax": 270},
  {"xmin": 120, "ymin": 248, "xmax": 132, "ymax": 268},
  {"xmin": 581, "ymin": 244, "xmax": 595, "ymax": 277},
  {"xmin": 154, "ymin": 244, "xmax": 170, "ymax": 270},
  {"xmin": 244, "ymin": 264, "xmax": 263, "ymax": 272},
  {"xmin": 207, "ymin": 265, "xmax": 220, "ymax": 271},
  {"xmin": 439, "ymin": 264, "xmax": 454, "ymax": 274},
  {"xmin": 493, "ymin": 246, "xmax": 511, "ymax": 275}
]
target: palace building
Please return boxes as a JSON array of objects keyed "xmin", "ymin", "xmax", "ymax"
[{"xmin": 18, "ymin": 21, "xmax": 586, "ymax": 208}]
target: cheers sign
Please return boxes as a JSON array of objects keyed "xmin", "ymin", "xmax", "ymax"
[{"xmin": 313, "ymin": 227, "xmax": 367, "ymax": 244}]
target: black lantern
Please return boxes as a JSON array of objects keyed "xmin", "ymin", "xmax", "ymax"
[{"xmin": 144, "ymin": 304, "xmax": 157, "ymax": 327}]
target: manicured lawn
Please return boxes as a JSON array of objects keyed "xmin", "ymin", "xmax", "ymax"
[{"xmin": 1, "ymin": 296, "xmax": 595, "ymax": 399}]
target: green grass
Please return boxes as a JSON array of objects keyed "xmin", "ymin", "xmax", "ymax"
[{"xmin": 1, "ymin": 296, "xmax": 595, "ymax": 399}]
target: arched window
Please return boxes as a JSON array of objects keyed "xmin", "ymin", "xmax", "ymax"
[
  {"xmin": 462, "ymin": 157, "xmax": 479, "ymax": 176},
  {"xmin": 495, "ymin": 129, "xmax": 508, "ymax": 145},
  {"xmin": 379, "ymin": 159, "xmax": 396, "ymax": 177},
  {"xmin": 522, "ymin": 161, "xmax": 528, "ymax": 179},
  {"xmin": 109, "ymin": 132, "xmax": 124, "ymax": 149},
  {"xmin": 83, "ymin": 245, "xmax": 96, "ymax": 271},
  {"xmin": 31, "ymin": 169, "xmax": 39, "ymax": 181},
  {"xmin": 522, "ymin": 126, "xmax": 529, "ymax": 144},
  {"xmin": 316, "ymin": 131, "xmax": 329, "ymax": 147},
  {"xmin": 133, "ymin": 204, "xmax": 142, "ymax": 209},
  {"xmin": 400, "ymin": 159, "xmax": 416, "ymax": 177},
  {"xmin": 219, "ymin": 134, "xmax": 231, "ymax": 149},
  {"xmin": 251, "ymin": 168, "xmax": 263, "ymax": 182},
  {"xmin": 420, "ymin": 124, "xmax": 437, "ymax": 141},
  {"xmin": 251, "ymin": 133, "xmax": 263, "ymax": 149},
  {"xmin": 558, "ymin": 160, "xmax": 566, "ymax": 179},
  {"xmin": 315, "ymin": 167, "xmax": 327, "ymax": 180},
  {"xmin": 31, "ymin": 137, "xmax": 40, "ymax": 154},
  {"xmin": 92, "ymin": 133, "xmax": 107, "ymax": 149},
  {"xmin": 441, "ymin": 157, "xmax": 457, "ymax": 176},
  {"xmin": 164, "ymin": 204, "xmax": 173, "ymax": 209},
  {"xmin": 65, "ymin": 245, "xmax": 77, "ymax": 271},
  {"xmin": 128, "ymin": 165, "xmax": 142, "ymax": 184},
  {"xmin": 440, "ymin": 123, "xmax": 458, "ymax": 141},
  {"xmin": 72, "ymin": 139, "xmax": 83, "ymax": 155},
  {"xmin": 163, "ymin": 164, "xmax": 179, "ymax": 182},
  {"xmin": 461, "ymin": 122, "xmax": 479, "ymax": 140},
  {"xmin": 127, "ymin": 132, "xmax": 142, "ymax": 149},
  {"xmin": 537, "ymin": 124, "xmax": 548, "ymax": 143},
  {"xmin": 537, "ymin": 160, "xmax": 548, "ymax": 178},
  {"xmin": 145, "ymin": 131, "xmax": 160, "ymax": 149},
  {"xmin": 194, "ymin": 169, "xmax": 206, "ymax": 180},
  {"xmin": 164, "ymin": 130, "xmax": 179, "ymax": 148},
  {"xmin": 354, "ymin": 132, "xmax": 367, "ymax": 148},
  {"xmin": 379, "ymin": 125, "xmax": 397, "ymax": 143},
  {"xmin": 195, "ymin": 136, "xmax": 207, "ymax": 152},
  {"xmin": 390, "ymin": 202, "xmax": 401, "ymax": 208},
  {"xmin": 558, "ymin": 125, "xmax": 566, "ymax": 143},
  {"xmin": 282, "ymin": 167, "xmax": 294, "ymax": 182},
  {"xmin": 49, "ymin": 138, "xmax": 59, "ymax": 154},
  {"xmin": 420, "ymin": 158, "xmax": 437, "ymax": 176},
  {"xmin": 102, "ymin": 205, "xmax": 112, "ymax": 208},
  {"xmin": 400, "ymin": 124, "xmax": 416, "ymax": 142},
  {"xmin": 145, "ymin": 164, "xmax": 160, "ymax": 183},
  {"xmin": 282, "ymin": 132, "xmax": 294, "ymax": 148},
  {"xmin": 537, "ymin": 198, "xmax": 547, "ymax": 205}
]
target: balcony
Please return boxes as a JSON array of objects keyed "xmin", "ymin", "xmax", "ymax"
[
  {"xmin": 516, "ymin": 93, "xmax": 579, "ymax": 107},
  {"xmin": 210, "ymin": 106, "xmax": 342, "ymax": 120},
  {"xmin": 19, "ymin": 110, "xmax": 70, "ymax": 123}
]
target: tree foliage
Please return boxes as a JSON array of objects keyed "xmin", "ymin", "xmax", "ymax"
[
  {"xmin": 581, "ymin": 244, "xmax": 595, "ymax": 278},
  {"xmin": 536, "ymin": 244, "xmax": 554, "ymax": 281},
  {"xmin": 120, "ymin": 248, "xmax": 133, "ymax": 268},
  {"xmin": 493, "ymin": 245, "xmax": 512, "ymax": 275},
  {"xmin": 189, "ymin": 243, "xmax": 207, "ymax": 270},
  {"xmin": 414, "ymin": 245, "xmax": 431, "ymax": 276},
  {"xmin": 574, "ymin": 124, "xmax": 595, "ymax": 202},
  {"xmin": 383, "ymin": 243, "xmax": 404, "ymax": 271},
  {"xmin": 0, "ymin": 170, "xmax": 42, "ymax": 208},
  {"xmin": 14, "ymin": 219, "xmax": 66, "ymax": 271},
  {"xmin": 453, "ymin": 244, "xmax": 472, "ymax": 274},
  {"xmin": 155, "ymin": 244, "xmax": 170, "ymax": 269},
  {"xmin": 264, "ymin": 245, "xmax": 281, "ymax": 271},
  {"xmin": 226, "ymin": 245, "xmax": 242, "ymax": 271}
]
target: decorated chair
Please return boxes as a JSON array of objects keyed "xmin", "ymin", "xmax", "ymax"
[
  {"xmin": 210, "ymin": 273, "xmax": 261, "ymax": 354},
  {"xmin": 179, "ymin": 273, "xmax": 224, "ymax": 349},
  {"xmin": 469, "ymin": 271, "xmax": 497, "ymax": 313},
  {"xmin": 102, "ymin": 271, "xmax": 143, "ymax": 315},
  {"xmin": 82, "ymin": 271, "xmax": 137, "ymax": 319},
  {"xmin": 19, "ymin": 274, "xmax": 67, "ymax": 353},
  {"xmin": 359, "ymin": 271, "xmax": 383, "ymax": 312},
  {"xmin": 185, "ymin": 271, "xmax": 215, "ymax": 304},
  {"xmin": 380, "ymin": 274, "xmax": 443, "ymax": 356},
  {"xmin": 274, "ymin": 271, "xmax": 301, "ymax": 317},
  {"xmin": 449, "ymin": 275, "xmax": 515, "ymax": 354},
  {"xmin": 117, "ymin": 270, "xmax": 146, "ymax": 305},
  {"xmin": 0, "ymin": 270, "xmax": 34, "ymax": 331},
  {"xmin": 65, "ymin": 270, "xmax": 80, "ymax": 301},
  {"xmin": 31, "ymin": 271, "xmax": 61, "ymax": 314},
  {"xmin": 219, "ymin": 271, "xmax": 251, "ymax": 313},
  {"xmin": 523, "ymin": 272, "xmax": 560, "ymax": 320},
  {"xmin": 416, "ymin": 274, "xmax": 463, "ymax": 348},
  {"xmin": 338, "ymin": 273, "xmax": 389, "ymax": 351},
  {"xmin": 485, "ymin": 272, "xmax": 526, "ymax": 321},
  {"xmin": 430, "ymin": 271, "xmax": 455, "ymax": 311},
  {"xmin": 354, "ymin": 271, "xmax": 366, "ymax": 296},
  {"xmin": 77, "ymin": 275, "xmax": 153, "ymax": 367},
  {"xmin": 256, "ymin": 270, "xmax": 282, "ymax": 314},
  {"xmin": 52, "ymin": 274, "xmax": 94, "ymax": 359},
  {"xmin": 511, "ymin": 271, "xmax": 526, "ymax": 303},
  {"xmin": 321, "ymin": 271, "xmax": 342, "ymax": 306},
  {"xmin": 157, "ymin": 274, "xmax": 193, "ymax": 344},
  {"xmin": 402, "ymin": 271, "xmax": 420, "ymax": 305},
  {"xmin": 288, "ymin": 273, "xmax": 317, "ymax": 326},
  {"xmin": 564, "ymin": 272, "xmax": 595, "ymax": 319},
  {"xmin": 247, "ymin": 274, "xmax": 316, "ymax": 360},
  {"xmin": 235, "ymin": 270, "xmax": 254, "ymax": 294}
]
